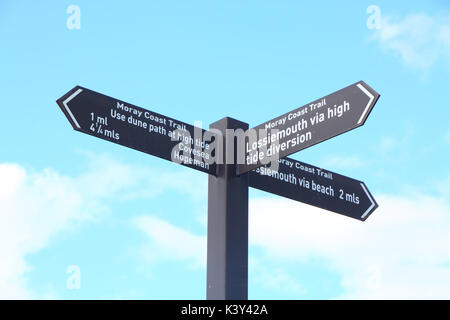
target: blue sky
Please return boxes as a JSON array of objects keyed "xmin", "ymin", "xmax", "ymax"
[{"xmin": 1, "ymin": 0, "xmax": 450, "ymax": 299}]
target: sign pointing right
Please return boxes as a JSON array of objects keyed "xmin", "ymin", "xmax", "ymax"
[
  {"xmin": 249, "ymin": 157, "xmax": 378, "ymax": 221},
  {"xmin": 238, "ymin": 81, "xmax": 380, "ymax": 175}
]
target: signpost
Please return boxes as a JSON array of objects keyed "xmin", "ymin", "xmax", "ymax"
[
  {"xmin": 249, "ymin": 157, "xmax": 378, "ymax": 221},
  {"xmin": 237, "ymin": 81, "xmax": 380, "ymax": 175},
  {"xmin": 57, "ymin": 80, "xmax": 380, "ymax": 300},
  {"xmin": 57, "ymin": 86, "xmax": 216, "ymax": 175}
]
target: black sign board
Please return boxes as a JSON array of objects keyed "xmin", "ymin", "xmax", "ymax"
[
  {"xmin": 57, "ymin": 86, "xmax": 216, "ymax": 175},
  {"xmin": 238, "ymin": 81, "xmax": 380, "ymax": 175},
  {"xmin": 249, "ymin": 157, "xmax": 378, "ymax": 221}
]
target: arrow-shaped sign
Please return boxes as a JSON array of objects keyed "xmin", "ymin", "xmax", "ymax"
[
  {"xmin": 249, "ymin": 157, "xmax": 378, "ymax": 221},
  {"xmin": 238, "ymin": 81, "xmax": 380, "ymax": 175},
  {"xmin": 57, "ymin": 86, "xmax": 216, "ymax": 175}
]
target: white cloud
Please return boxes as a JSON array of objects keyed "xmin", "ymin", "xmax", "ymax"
[
  {"xmin": 0, "ymin": 154, "xmax": 206, "ymax": 299},
  {"xmin": 373, "ymin": 13, "xmax": 450, "ymax": 70},
  {"xmin": 132, "ymin": 216, "xmax": 310, "ymax": 296},
  {"xmin": 130, "ymin": 174, "xmax": 450, "ymax": 299},
  {"xmin": 436, "ymin": 175, "xmax": 450, "ymax": 199},
  {"xmin": 249, "ymin": 257, "xmax": 306, "ymax": 296},
  {"xmin": 4, "ymin": 151, "xmax": 450, "ymax": 299},
  {"xmin": 132, "ymin": 215, "xmax": 206, "ymax": 269},
  {"xmin": 0, "ymin": 163, "xmax": 84, "ymax": 298},
  {"xmin": 249, "ymin": 193, "xmax": 450, "ymax": 299},
  {"xmin": 76, "ymin": 152, "xmax": 207, "ymax": 203}
]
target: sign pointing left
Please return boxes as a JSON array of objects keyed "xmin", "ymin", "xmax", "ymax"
[{"xmin": 57, "ymin": 86, "xmax": 216, "ymax": 175}]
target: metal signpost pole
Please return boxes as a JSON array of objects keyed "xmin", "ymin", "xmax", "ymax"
[{"xmin": 207, "ymin": 117, "xmax": 249, "ymax": 300}]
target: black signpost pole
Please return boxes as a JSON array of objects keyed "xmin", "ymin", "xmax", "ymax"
[{"xmin": 207, "ymin": 117, "xmax": 249, "ymax": 300}]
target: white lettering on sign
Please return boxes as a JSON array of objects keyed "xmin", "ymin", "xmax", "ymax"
[
  {"xmin": 250, "ymin": 157, "xmax": 373, "ymax": 209},
  {"xmin": 312, "ymin": 180, "xmax": 335, "ymax": 196},
  {"xmin": 246, "ymin": 99, "xmax": 350, "ymax": 163},
  {"xmin": 116, "ymin": 102, "xmax": 142, "ymax": 118},
  {"xmin": 265, "ymin": 116, "xmax": 286, "ymax": 130}
]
